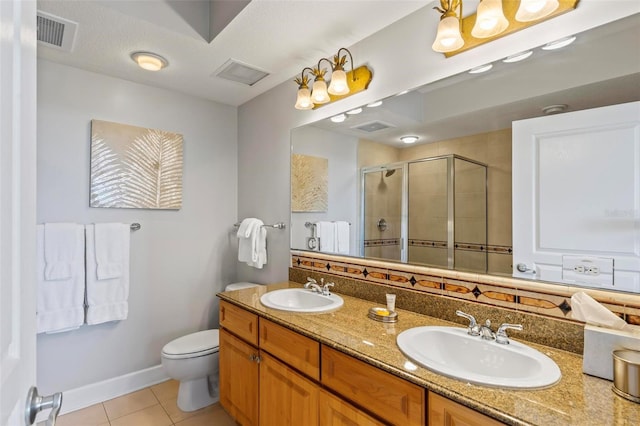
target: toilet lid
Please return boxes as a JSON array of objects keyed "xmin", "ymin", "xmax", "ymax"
[
  {"xmin": 226, "ymin": 282, "xmax": 260, "ymax": 291},
  {"xmin": 162, "ymin": 329, "xmax": 219, "ymax": 358}
]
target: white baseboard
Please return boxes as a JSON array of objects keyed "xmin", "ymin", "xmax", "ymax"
[{"xmin": 36, "ymin": 365, "xmax": 169, "ymax": 422}]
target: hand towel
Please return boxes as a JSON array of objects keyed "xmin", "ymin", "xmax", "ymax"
[
  {"xmin": 335, "ymin": 221, "xmax": 350, "ymax": 255},
  {"xmin": 36, "ymin": 224, "xmax": 85, "ymax": 334},
  {"xmin": 317, "ymin": 221, "xmax": 336, "ymax": 253},
  {"xmin": 86, "ymin": 224, "xmax": 130, "ymax": 325},
  {"xmin": 95, "ymin": 223, "xmax": 127, "ymax": 279},
  {"xmin": 237, "ymin": 218, "xmax": 267, "ymax": 268},
  {"xmin": 43, "ymin": 223, "xmax": 81, "ymax": 280}
]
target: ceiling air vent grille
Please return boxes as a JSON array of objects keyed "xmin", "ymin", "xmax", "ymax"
[
  {"xmin": 352, "ymin": 121, "xmax": 396, "ymax": 133},
  {"xmin": 213, "ymin": 59, "xmax": 269, "ymax": 86},
  {"xmin": 36, "ymin": 11, "xmax": 78, "ymax": 52}
]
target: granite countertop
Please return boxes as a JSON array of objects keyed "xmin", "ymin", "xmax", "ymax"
[{"xmin": 217, "ymin": 282, "xmax": 640, "ymax": 426}]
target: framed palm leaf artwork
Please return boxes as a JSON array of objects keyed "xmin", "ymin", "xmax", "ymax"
[{"xmin": 90, "ymin": 119, "xmax": 183, "ymax": 209}]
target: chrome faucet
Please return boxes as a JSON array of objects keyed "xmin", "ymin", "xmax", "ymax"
[
  {"xmin": 304, "ymin": 277, "xmax": 322, "ymax": 293},
  {"xmin": 495, "ymin": 323, "xmax": 523, "ymax": 345},
  {"xmin": 456, "ymin": 310, "xmax": 480, "ymax": 336},
  {"xmin": 322, "ymin": 282, "xmax": 334, "ymax": 296},
  {"xmin": 480, "ymin": 319, "xmax": 495, "ymax": 340}
]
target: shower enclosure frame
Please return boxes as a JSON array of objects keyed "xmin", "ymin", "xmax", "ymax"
[{"xmin": 360, "ymin": 154, "xmax": 488, "ymax": 271}]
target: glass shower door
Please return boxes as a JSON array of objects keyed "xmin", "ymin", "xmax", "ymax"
[{"xmin": 361, "ymin": 166, "xmax": 403, "ymax": 261}]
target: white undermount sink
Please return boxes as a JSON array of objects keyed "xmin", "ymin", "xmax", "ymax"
[
  {"xmin": 396, "ymin": 326, "xmax": 561, "ymax": 389},
  {"xmin": 260, "ymin": 288, "xmax": 344, "ymax": 313}
]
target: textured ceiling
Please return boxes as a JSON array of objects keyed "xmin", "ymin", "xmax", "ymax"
[{"xmin": 36, "ymin": 0, "xmax": 427, "ymax": 106}]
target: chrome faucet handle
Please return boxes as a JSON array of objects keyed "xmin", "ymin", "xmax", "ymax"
[
  {"xmin": 480, "ymin": 319, "xmax": 495, "ymax": 340},
  {"xmin": 304, "ymin": 278, "xmax": 322, "ymax": 293},
  {"xmin": 322, "ymin": 282, "xmax": 335, "ymax": 296},
  {"xmin": 456, "ymin": 310, "xmax": 480, "ymax": 336},
  {"xmin": 306, "ymin": 277, "xmax": 317, "ymax": 284},
  {"xmin": 496, "ymin": 323, "xmax": 523, "ymax": 345}
]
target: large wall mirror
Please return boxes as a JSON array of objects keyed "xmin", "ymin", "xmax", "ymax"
[{"xmin": 291, "ymin": 14, "xmax": 640, "ymax": 291}]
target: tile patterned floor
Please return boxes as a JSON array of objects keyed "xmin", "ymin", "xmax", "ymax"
[{"xmin": 39, "ymin": 380, "xmax": 236, "ymax": 426}]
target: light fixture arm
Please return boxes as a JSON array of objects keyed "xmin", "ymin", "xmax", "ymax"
[
  {"xmin": 335, "ymin": 48, "xmax": 355, "ymax": 82},
  {"xmin": 315, "ymin": 57, "xmax": 333, "ymax": 79}
]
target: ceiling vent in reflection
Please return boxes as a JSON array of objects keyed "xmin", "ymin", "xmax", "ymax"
[
  {"xmin": 352, "ymin": 121, "xmax": 396, "ymax": 133},
  {"xmin": 36, "ymin": 11, "xmax": 78, "ymax": 52},
  {"xmin": 213, "ymin": 59, "xmax": 270, "ymax": 86}
]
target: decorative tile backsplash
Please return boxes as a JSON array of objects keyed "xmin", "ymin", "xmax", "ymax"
[{"xmin": 291, "ymin": 250, "xmax": 640, "ymax": 325}]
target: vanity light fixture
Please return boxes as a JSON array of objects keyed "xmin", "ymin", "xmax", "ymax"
[
  {"xmin": 431, "ymin": 0, "xmax": 578, "ymax": 56},
  {"xmin": 401, "ymin": 135, "xmax": 419, "ymax": 144},
  {"xmin": 293, "ymin": 47, "xmax": 373, "ymax": 110},
  {"xmin": 131, "ymin": 51, "xmax": 168, "ymax": 71},
  {"xmin": 346, "ymin": 108, "xmax": 363, "ymax": 115},
  {"xmin": 367, "ymin": 100, "xmax": 383, "ymax": 108},
  {"xmin": 502, "ymin": 50, "xmax": 533, "ymax": 63},
  {"xmin": 541, "ymin": 35, "xmax": 577, "ymax": 50},
  {"xmin": 468, "ymin": 63, "xmax": 493, "ymax": 74}
]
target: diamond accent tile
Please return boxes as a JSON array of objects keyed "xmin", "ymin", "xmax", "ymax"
[
  {"xmin": 363, "ymin": 268, "xmax": 369, "ymax": 278},
  {"xmin": 559, "ymin": 300, "xmax": 572, "ymax": 315},
  {"xmin": 409, "ymin": 276, "xmax": 417, "ymax": 286},
  {"xmin": 472, "ymin": 286, "xmax": 482, "ymax": 298}
]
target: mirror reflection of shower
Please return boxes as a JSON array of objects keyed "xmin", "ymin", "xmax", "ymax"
[{"xmin": 361, "ymin": 155, "xmax": 488, "ymax": 273}]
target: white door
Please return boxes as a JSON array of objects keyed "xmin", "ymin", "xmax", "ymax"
[
  {"xmin": 0, "ymin": 0, "xmax": 38, "ymax": 424},
  {"xmin": 512, "ymin": 102, "xmax": 640, "ymax": 292}
]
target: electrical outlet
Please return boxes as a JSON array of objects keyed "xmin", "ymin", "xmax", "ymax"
[
  {"xmin": 574, "ymin": 265, "xmax": 585, "ymax": 273},
  {"xmin": 587, "ymin": 266, "xmax": 600, "ymax": 275}
]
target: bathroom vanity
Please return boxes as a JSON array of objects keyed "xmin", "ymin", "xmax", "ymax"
[{"xmin": 217, "ymin": 283, "xmax": 639, "ymax": 425}]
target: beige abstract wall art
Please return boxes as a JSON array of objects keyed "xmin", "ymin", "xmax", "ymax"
[
  {"xmin": 291, "ymin": 154, "xmax": 328, "ymax": 212},
  {"xmin": 90, "ymin": 119, "xmax": 183, "ymax": 209}
]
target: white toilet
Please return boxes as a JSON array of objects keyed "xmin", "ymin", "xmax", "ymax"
[{"xmin": 161, "ymin": 282, "xmax": 260, "ymax": 412}]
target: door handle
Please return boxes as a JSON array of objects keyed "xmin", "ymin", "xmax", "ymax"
[{"xmin": 25, "ymin": 386, "xmax": 63, "ymax": 426}]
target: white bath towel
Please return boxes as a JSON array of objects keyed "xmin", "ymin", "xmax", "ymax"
[
  {"xmin": 43, "ymin": 223, "xmax": 81, "ymax": 280},
  {"xmin": 36, "ymin": 224, "xmax": 85, "ymax": 334},
  {"xmin": 335, "ymin": 221, "xmax": 350, "ymax": 255},
  {"xmin": 95, "ymin": 223, "xmax": 127, "ymax": 279},
  {"xmin": 317, "ymin": 221, "xmax": 336, "ymax": 253},
  {"xmin": 86, "ymin": 224, "xmax": 130, "ymax": 325},
  {"xmin": 237, "ymin": 218, "xmax": 267, "ymax": 268}
]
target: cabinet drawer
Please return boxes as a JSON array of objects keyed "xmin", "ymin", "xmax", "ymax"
[
  {"xmin": 429, "ymin": 392, "xmax": 505, "ymax": 426},
  {"xmin": 321, "ymin": 346, "xmax": 424, "ymax": 426},
  {"xmin": 259, "ymin": 318, "xmax": 320, "ymax": 380},
  {"xmin": 319, "ymin": 389, "xmax": 386, "ymax": 426},
  {"xmin": 220, "ymin": 300, "xmax": 258, "ymax": 345}
]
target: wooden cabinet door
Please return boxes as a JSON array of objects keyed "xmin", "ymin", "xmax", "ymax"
[
  {"xmin": 429, "ymin": 392, "xmax": 504, "ymax": 426},
  {"xmin": 319, "ymin": 389, "xmax": 386, "ymax": 426},
  {"xmin": 219, "ymin": 329, "xmax": 259, "ymax": 426},
  {"xmin": 259, "ymin": 351, "xmax": 319, "ymax": 426},
  {"xmin": 322, "ymin": 346, "xmax": 424, "ymax": 426}
]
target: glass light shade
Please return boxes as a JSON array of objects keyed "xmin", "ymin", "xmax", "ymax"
[
  {"xmin": 294, "ymin": 87, "xmax": 314, "ymax": 110},
  {"xmin": 131, "ymin": 52, "xmax": 167, "ymax": 71},
  {"xmin": 542, "ymin": 35, "xmax": 576, "ymax": 50},
  {"xmin": 515, "ymin": 0, "xmax": 559, "ymax": 22},
  {"xmin": 471, "ymin": 0, "xmax": 509, "ymax": 39},
  {"xmin": 311, "ymin": 80, "xmax": 330, "ymax": 104},
  {"xmin": 432, "ymin": 15, "xmax": 464, "ymax": 52},
  {"xmin": 330, "ymin": 114, "xmax": 347, "ymax": 123},
  {"xmin": 328, "ymin": 69, "xmax": 350, "ymax": 95}
]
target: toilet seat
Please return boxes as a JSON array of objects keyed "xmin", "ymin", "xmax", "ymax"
[{"xmin": 162, "ymin": 329, "xmax": 219, "ymax": 360}]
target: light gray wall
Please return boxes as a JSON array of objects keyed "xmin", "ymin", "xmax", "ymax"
[
  {"xmin": 290, "ymin": 126, "xmax": 358, "ymax": 255},
  {"xmin": 235, "ymin": 2, "xmax": 639, "ymax": 284},
  {"xmin": 36, "ymin": 60, "xmax": 238, "ymax": 394}
]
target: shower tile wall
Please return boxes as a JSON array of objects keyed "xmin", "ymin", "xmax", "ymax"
[
  {"xmin": 454, "ymin": 158, "xmax": 487, "ymax": 272},
  {"xmin": 363, "ymin": 169, "xmax": 402, "ymax": 260}
]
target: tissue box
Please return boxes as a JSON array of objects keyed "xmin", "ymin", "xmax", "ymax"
[{"xmin": 583, "ymin": 324, "xmax": 640, "ymax": 380}]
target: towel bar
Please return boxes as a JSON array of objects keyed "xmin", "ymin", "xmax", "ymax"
[{"xmin": 233, "ymin": 221, "xmax": 286, "ymax": 230}]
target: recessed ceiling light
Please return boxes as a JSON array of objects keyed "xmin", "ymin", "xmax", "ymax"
[
  {"xmin": 330, "ymin": 114, "xmax": 347, "ymax": 123},
  {"xmin": 131, "ymin": 51, "xmax": 168, "ymax": 71},
  {"xmin": 503, "ymin": 50, "xmax": 533, "ymax": 63},
  {"xmin": 367, "ymin": 100, "xmax": 383, "ymax": 107},
  {"xmin": 401, "ymin": 135, "xmax": 419, "ymax": 144},
  {"xmin": 469, "ymin": 64, "xmax": 493, "ymax": 74},
  {"xmin": 396, "ymin": 90, "xmax": 409, "ymax": 96},
  {"xmin": 346, "ymin": 108, "xmax": 363, "ymax": 115},
  {"xmin": 542, "ymin": 35, "xmax": 576, "ymax": 50},
  {"xmin": 542, "ymin": 104, "xmax": 568, "ymax": 115}
]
